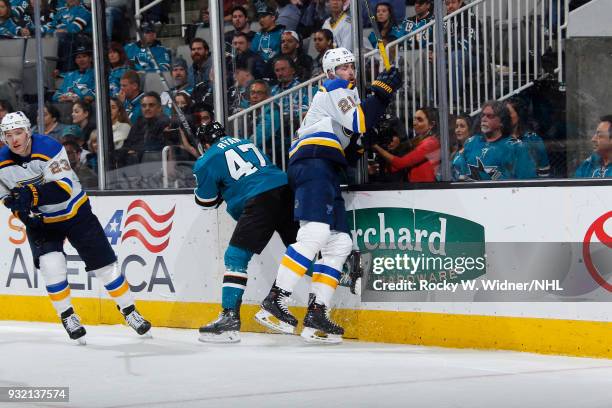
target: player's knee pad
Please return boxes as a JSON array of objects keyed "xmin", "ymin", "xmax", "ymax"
[
  {"xmin": 38, "ymin": 252, "xmax": 67, "ymax": 285},
  {"xmin": 321, "ymin": 232, "xmax": 353, "ymax": 262},
  {"xmin": 296, "ymin": 221, "xmax": 332, "ymax": 255},
  {"xmin": 92, "ymin": 262, "xmax": 121, "ymax": 284},
  {"xmin": 224, "ymin": 245, "xmax": 253, "ymax": 272}
]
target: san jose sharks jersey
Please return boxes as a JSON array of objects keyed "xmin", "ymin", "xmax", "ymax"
[
  {"xmin": 0, "ymin": 134, "xmax": 87, "ymax": 223},
  {"xmin": 124, "ymin": 40, "xmax": 171, "ymax": 72},
  {"xmin": 575, "ymin": 153, "xmax": 612, "ymax": 178},
  {"xmin": 193, "ymin": 136, "xmax": 288, "ymax": 221},
  {"xmin": 461, "ymin": 134, "xmax": 537, "ymax": 180}
]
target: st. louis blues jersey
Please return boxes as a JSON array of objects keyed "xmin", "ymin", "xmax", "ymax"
[
  {"xmin": 462, "ymin": 134, "xmax": 537, "ymax": 180},
  {"xmin": 288, "ymin": 78, "xmax": 370, "ymax": 167},
  {"xmin": 0, "ymin": 134, "xmax": 87, "ymax": 224},
  {"xmin": 193, "ymin": 136, "xmax": 288, "ymax": 220}
]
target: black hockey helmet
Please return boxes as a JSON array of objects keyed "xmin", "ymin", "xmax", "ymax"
[{"xmin": 196, "ymin": 121, "xmax": 226, "ymax": 145}]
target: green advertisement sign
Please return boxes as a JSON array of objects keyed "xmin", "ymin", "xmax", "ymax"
[{"xmin": 348, "ymin": 208, "xmax": 486, "ymax": 291}]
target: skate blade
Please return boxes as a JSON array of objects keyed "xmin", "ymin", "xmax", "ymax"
[
  {"xmin": 254, "ymin": 309, "xmax": 295, "ymax": 334},
  {"xmin": 300, "ymin": 327, "xmax": 343, "ymax": 344},
  {"xmin": 198, "ymin": 331, "xmax": 240, "ymax": 344},
  {"xmin": 139, "ymin": 332, "xmax": 153, "ymax": 339},
  {"xmin": 75, "ymin": 337, "xmax": 86, "ymax": 346}
]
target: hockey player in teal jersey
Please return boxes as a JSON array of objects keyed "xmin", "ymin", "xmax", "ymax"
[{"xmin": 193, "ymin": 122, "xmax": 298, "ymax": 343}]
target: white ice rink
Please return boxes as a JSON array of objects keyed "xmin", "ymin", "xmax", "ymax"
[{"xmin": 2, "ymin": 321, "xmax": 612, "ymax": 408}]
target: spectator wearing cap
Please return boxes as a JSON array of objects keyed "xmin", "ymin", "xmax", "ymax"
[
  {"xmin": 118, "ymin": 70, "xmax": 145, "ymax": 124},
  {"xmin": 276, "ymin": 0, "xmax": 301, "ymax": 32},
  {"xmin": 280, "ymin": 30, "xmax": 313, "ymax": 81},
  {"xmin": 575, "ymin": 115, "xmax": 612, "ymax": 178},
  {"xmin": 322, "ymin": 0, "xmax": 353, "ymax": 50},
  {"xmin": 41, "ymin": 0, "xmax": 91, "ymax": 35},
  {"xmin": 169, "ymin": 57, "xmax": 193, "ymax": 96},
  {"xmin": 392, "ymin": 0, "xmax": 432, "ymax": 42},
  {"xmin": 188, "ymin": 37, "xmax": 213, "ymax": 91},
  {"xmin": 311, "ymin": 29, "xmax": 334, "ymax": 76},
  {"xmin": 270, "ymin": 56, "xmax": 309, "ymax": 117},
  {"xmin": 32, "ymin": 103, "xmax": 67, "ymax": 142},
  {"xmin": 224, "ymin": 6, "xmax": 255, "ymax": 46},
  {"xmin": 251, "ymin": 7, "xmax": 284, "ymax": 63},
  {"xmin": 63, "ymin": 140, "xmax": 98, "ymax": 189},
  {"xmin": 230, "ymin": 32, "xmax": 265, "ymax": 79},
  {"xmin": 108, "ymin": 42, "xmax": 130, "ymax": 98},
  {"xmin": 52, "ymin": 45, "xmax": 96, "ymax": 103},
  {"xmin": 124, "ymin": 21, "xmax": 171, "ymax": 72}
]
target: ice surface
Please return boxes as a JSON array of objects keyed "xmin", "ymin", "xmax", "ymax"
[{"xmin": 1, "ymin": 321, "xmax": 611, "ymax": 408}]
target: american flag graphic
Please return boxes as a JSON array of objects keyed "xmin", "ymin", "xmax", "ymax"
[{"xmin": 121, "ymin": 200, "xmax": 176, "ymax": 253}]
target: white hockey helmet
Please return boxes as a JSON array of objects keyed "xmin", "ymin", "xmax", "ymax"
[
  {"xmin": 0, "ymin": 111, "xmax": 31, "ymax": 141},
  {"xmin": 322, "ymin": 47, "xmax": 355, "ymax": 78}
]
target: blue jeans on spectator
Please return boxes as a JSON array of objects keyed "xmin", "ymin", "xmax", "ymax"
[{"xmin": 106, "ymin": 7, "xmax": 124, "ymax": 39}]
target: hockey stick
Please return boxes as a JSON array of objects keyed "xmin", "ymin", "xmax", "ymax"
[
  {"xmin": 134, "ymin": 22, "xmax": 201, "ymax": 153},
  {"xmin": 362, "ymin": 0, "xmax": 391, "ymax": 71}
]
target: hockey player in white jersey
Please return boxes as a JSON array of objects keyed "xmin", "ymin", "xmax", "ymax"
[
  {"xmin": 255, "ymin": 48, "xmax": 402, "ymax": 343},
  {"xmin": 0, "ymin": 112, "xmax": 151, "ymax": 343}
]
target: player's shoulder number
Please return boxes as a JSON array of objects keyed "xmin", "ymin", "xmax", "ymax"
[
  {"xmin": 337, "ymin": 95, "xmax": 357, "ymax": 114},
  {"xmin": 225, "ymin": 143, "xmax": 267, "ymax": 180}
]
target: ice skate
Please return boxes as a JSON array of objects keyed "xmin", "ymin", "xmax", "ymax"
[
  {"xmin": 120, "ymin": 305, "xmax": 152, "ymax": 337},
  {"xmin": 255, "ymin": 285, "xmax": 298, "ymax": 334},
  {"xmin": 301, "ymin": 297, "xmax": 344, "ymax": 344},
  {"xmin": 198, "ymin": 308, "xmax": 241, "ymax": 343},
  {"xmin": 60, "ymin": 307, "xmax": 87, "ymax": 345}
]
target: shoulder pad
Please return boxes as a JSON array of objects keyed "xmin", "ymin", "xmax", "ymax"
[
  {"xmin": 321, "ymin": 78, "xmax": 352, "ymax": 92},
  {"xmin": 30, "ymin": 134, "xmax": 62, "ymax": 160}
]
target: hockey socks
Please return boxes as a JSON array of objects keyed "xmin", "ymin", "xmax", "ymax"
[
  {"xmin": 222, "ymin": 245, "xmax": 253, "ymax": 310},
  {"xmin": 93, "ymin": 262, "xmax": 134, "ymax": 310},
  {"xmin": 39, "ymin": 252, "xmax": 73, "ymax": 316},
  {"xmin": 311, "ymin": 263, "xmax": 342, "ymax": 307}
]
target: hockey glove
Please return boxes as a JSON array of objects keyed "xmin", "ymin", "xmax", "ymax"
[
  {"xmin": 370, "ymin": 67, "xmax": 403, "ymax": 103},
  {"xmin": 5, "ymin": 185, "xmax": 38, "ymax": 213},
  {"xmin": 16, "ymin": 211, "xmax": 44, "ymax": 230}
]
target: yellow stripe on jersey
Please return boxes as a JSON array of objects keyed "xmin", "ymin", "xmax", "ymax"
[
  {"xmin": 55, "ymin": 180, "xmax": 73, "ymax": 196},
  {"xmin": 357, "ymin": 106, "xmax": 366, "ymax": 133},
  {"xmin": 31, "ymin": 153, "xmax": 51, "ymax": 161},
  {"xmin": 43, "ymin": 194, "xmax": 88, "ymax": 223},
  {"xmin": 288, "ymin": 137, "xmax": 345, "ymax": 158},
  {"xmin": 0, "ymin": 159, "xmax": 15, "ymax": 169}
]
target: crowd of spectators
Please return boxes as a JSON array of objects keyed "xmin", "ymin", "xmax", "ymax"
[{"xmin": 0, "ymin": 0, "xmax": 608, "ymax": 187}]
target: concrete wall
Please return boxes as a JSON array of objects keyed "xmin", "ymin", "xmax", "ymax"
[{"xmin": 568, "ymin": 0, "xmax": 612, "ymax": 38}]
